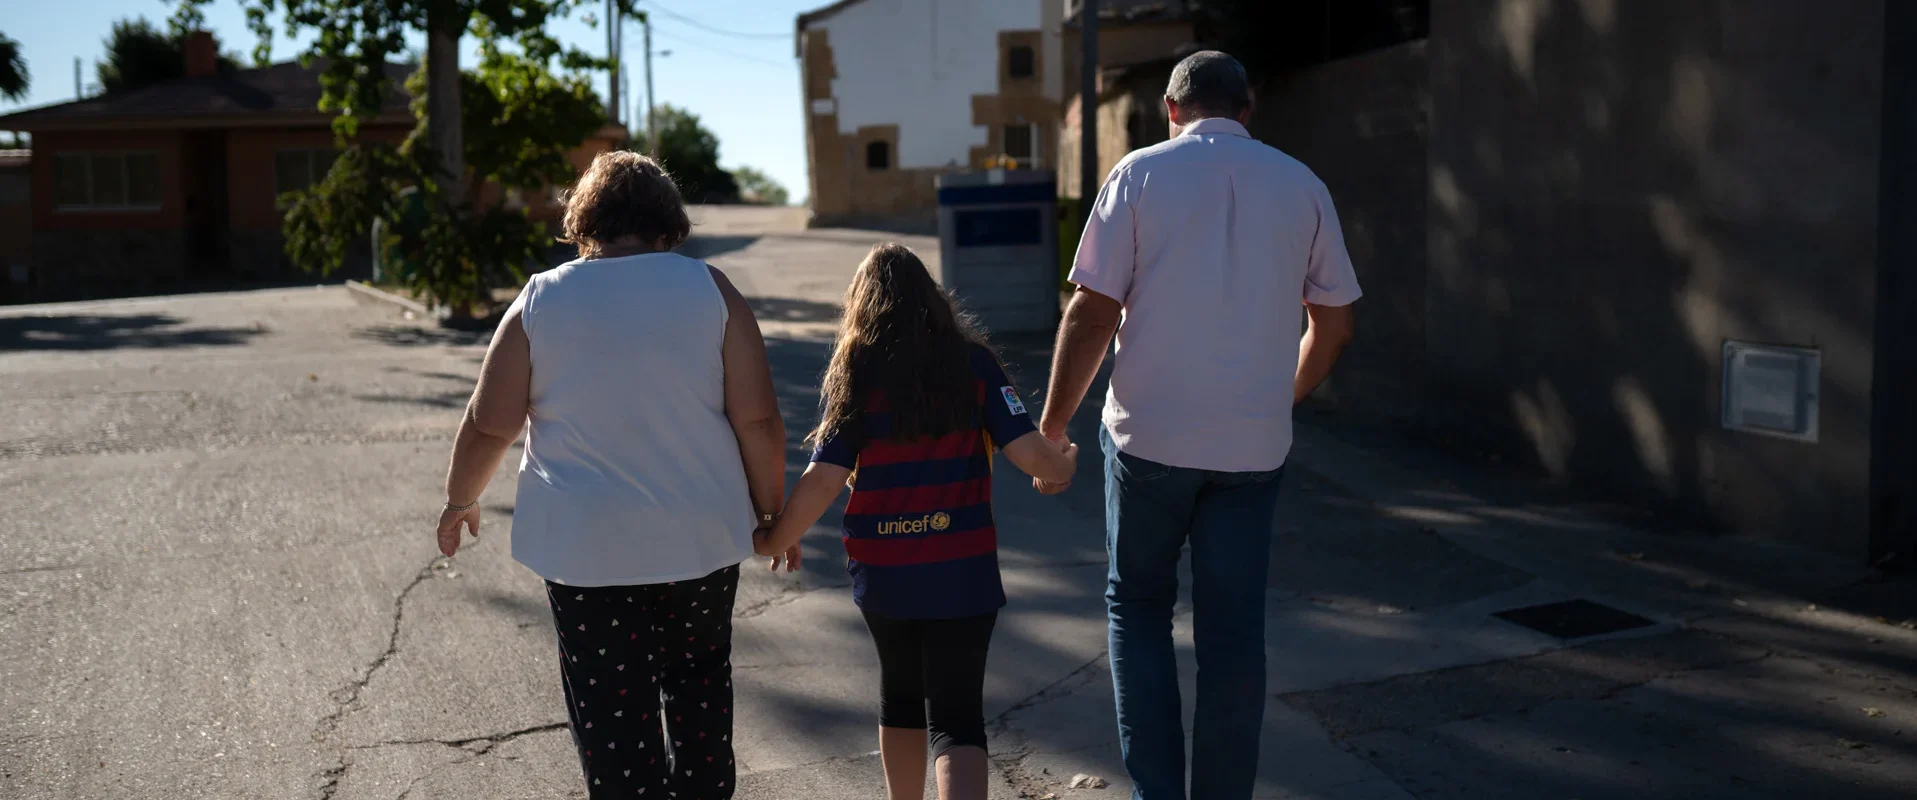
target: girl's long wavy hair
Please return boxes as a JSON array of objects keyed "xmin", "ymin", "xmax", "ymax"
[{"xmin": 809, "ymin": 243, "xmax": 988, "ymax": 451}]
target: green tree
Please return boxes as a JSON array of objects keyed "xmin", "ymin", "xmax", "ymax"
[
  {"xmin": 97, "ymin": 18, "xmax": 243, "ymax": 94},
  {"xmin": 171, "ymin": 0, "xmax": 623, "ymax": 316},
  {"xmin": 633, "ymin": 104, "xmax": 738, "ymax": 204},
  {"xmin": 731, "ymin": 166, "xmax": 788, "ymax": 206},
  {"xmin": 0, "ymin": 32, "xmax": 27, "ymax": 102}
]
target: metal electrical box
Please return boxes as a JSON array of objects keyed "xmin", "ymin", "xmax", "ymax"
[
  {"xmin": 935, "ymin": 169, "xmax": 1058, "ymax": 334},
  {"xmin": 1722, "ymin": 341, "xmax": 1821, "ymax": 442}
]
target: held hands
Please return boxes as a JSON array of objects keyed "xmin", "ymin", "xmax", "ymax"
[
  {"xmin": 754, "ymin": 527, "xmax": 802, "ymax": 573},
  {"xmin": 1033, "ymin": 431, "xmax": 1078, "ymax": 496}
]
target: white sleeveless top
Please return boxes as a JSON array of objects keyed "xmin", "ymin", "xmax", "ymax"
[{"xmin": 508, "ymin": 253, "xmax": 756, "ymax": 586}]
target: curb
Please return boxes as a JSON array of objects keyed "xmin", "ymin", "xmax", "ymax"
[{"xmin": 344, "ymin": 280, "xmax": 430, "ymax": 317}]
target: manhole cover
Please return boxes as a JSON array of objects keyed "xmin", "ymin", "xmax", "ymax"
[{"xmin": 1492, "ymin": 599, "xmax": 1655, "ymax": 640}]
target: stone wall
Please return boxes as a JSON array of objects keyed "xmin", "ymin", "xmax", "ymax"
[
  {"xmin": 1424, "ymin": 0, "xmax": 1885, "ymax": 558},
  {"xmin": 1251, "ymin": 41, "xmax": 1430, "ymax": 423}
]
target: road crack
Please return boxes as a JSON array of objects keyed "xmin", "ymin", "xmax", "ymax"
[
  {"xmin": 988, "ymin": 651, "xmax": 1109, "ymax": 798},
  {"xmin": 350, "ymin": 721, "xmax": 572, "ymax": 755},
  {"xmin": 307, "ymin": 556, "xmax": 446, "ymax": 799},
  {"xmin": 734, "ymin": 580, "xmax": 851, "ymax": 619}
]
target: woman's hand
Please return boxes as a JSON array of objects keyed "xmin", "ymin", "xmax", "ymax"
[
  {"xmin": 436, "ymin": 505, "xmax": 481, "ymax": 557},
  {"xmin": 752, "ymin": 527, "xmax": 780, "ymax": 556}
]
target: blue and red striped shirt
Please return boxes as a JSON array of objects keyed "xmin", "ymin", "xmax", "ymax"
[{"xmin": 812, "ymin": 345, "xmax": 1036, "ymax": 619}]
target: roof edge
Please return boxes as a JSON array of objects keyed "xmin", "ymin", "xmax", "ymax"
[{"xmin": 795, "ymin": 0, "xmax": 872, "ymax": 56}]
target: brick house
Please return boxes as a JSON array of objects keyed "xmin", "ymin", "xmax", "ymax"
[
  {"xmin": 0, "ymin": 148, "xmax": 28, "ymax": 301},
  {"xmin": 0, "ymin": 32, "xmax": 620, "ymax": 300}
]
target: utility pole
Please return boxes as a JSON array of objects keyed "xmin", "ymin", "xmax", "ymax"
[
  {"xmin": 606, "ymin": 0, "xmax": 622, "ymax": 127},
  {"xmin": 1079, "ymin": 0, "xmax": 1099, "ymax": 203},
  {"xmin": 73, "ymin": 57, "xmax": 80, "ymax": 99},
  {"xmin": 644, "ymin": 11, "xmax": 657, "ymax": 155}
]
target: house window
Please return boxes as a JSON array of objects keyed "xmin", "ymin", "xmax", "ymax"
[
  {"xmin": 865, "ymin": 141, "xmax": 891, "ymax": 171},
  {"xmin": 274, "ymin": 149, "xmax": 340, "ymax": 197},
  {"xmin": 53, "ymin": 151, "xmax": 161, "ymax": 210},
  {"xmin": 1007, "ymin": 45, "xmax": 1036, "ymax": 79},
  {"xmin": 1003, "ymin": 123, "xmax": 1036, "ymax": 163}
]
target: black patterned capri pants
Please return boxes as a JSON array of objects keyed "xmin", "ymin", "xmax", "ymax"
[{"xmin": 546, "ymin": 564, "xmax": 740, "ymax": 799}]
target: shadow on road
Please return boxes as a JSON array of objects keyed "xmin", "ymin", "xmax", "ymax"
[
  {"xmin": 0, "ymin": 313, "xmax": 266, "ymax": 352},
  {"xmin": 751, "ymin": 297, "xmax": 842, "ymax": 324},
  {"xmin": 680, "ymin": 235, "xmax": 761, "ymax": 263},
  {"xmin": 352, "ymin": 324, "xmax": 493, "ymax": 348}
]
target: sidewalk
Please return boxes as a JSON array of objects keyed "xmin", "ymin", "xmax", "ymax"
[
  {"xmin": 779, "ymin": 337, "xmax": 1916, "ymax": 800},
  {"xmin": 704, "ymin": 323, "xmax": 1917, "ymax": 799}
]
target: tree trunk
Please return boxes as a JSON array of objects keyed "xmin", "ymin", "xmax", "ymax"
[
  {"xmin": 425, "ymin": 12, "xmax": 464, "ymax": 193},
  {"xmin": 424, "ymin": 4, "xmax": 469, "ymax": 319}
]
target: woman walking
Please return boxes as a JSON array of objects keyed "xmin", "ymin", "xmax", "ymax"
[{"xmin": 433, "ymin": 151, "xmax": 788, "ymax": 799}]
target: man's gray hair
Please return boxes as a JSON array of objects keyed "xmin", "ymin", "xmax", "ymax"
[{"xmin": 1164, "ymin": 50, "xmax": 1251, "ymax": 119}]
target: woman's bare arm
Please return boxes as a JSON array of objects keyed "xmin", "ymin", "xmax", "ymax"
[
  {"xmin": 438, "ymin": 306, "xmax": 532, "ymax": 556},
  {"xmin": 712, "ymin": 267, "xmax": 788, "ymax": 522}
]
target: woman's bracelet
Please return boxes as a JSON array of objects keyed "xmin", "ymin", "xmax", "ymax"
[{"xmin": 445, "ymin": 499, "xmax": 479, "ymax": 512}]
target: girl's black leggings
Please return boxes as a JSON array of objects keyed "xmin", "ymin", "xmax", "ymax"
[{"xmin": 861, "ymin": 610, "xmax": 999, "ymax": 760}]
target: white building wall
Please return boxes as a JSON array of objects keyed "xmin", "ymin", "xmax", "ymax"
[{"xmin": 816, "ymin": 0, "xmax": 1044, "ymax": 169}]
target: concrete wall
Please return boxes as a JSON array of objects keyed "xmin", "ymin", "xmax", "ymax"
[
  {"xmin": 1873, "ymin": 1, "xmax": 1917, "ymax": 564},
  {"xmin": 819, "ymin": 0, "xmax": 1043, "ymax": 169},
  {"xmin": 1252, "ymin": 41, "xmax": 1430, "ymax": 423},
  {"xmin": 802, "ymin": 0, "xmax": 1060, "ymax": 228},
  {"xmin": 1425, "ymin": 0, "xmax": 1885, "ymax": 558}
]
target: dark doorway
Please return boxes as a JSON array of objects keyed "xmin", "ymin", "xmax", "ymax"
[{"xmin": 185, "ymin": 132, "xmax": 230, "ymax": 279}]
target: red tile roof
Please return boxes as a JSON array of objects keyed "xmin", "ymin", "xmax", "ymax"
[{"xmin": 0, "ymin": 60, "xmax": 416, "ymax": 131}]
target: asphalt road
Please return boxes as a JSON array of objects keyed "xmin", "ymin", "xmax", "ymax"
[
  {"xmin": 6, "ymin": 213, "xmax": 1915, "ymax": 800},
  {"xmin": 0, "ymin": 222, "xmax": 967, "ymax": 799}
]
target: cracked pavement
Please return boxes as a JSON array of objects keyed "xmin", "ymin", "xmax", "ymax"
[{"xmin": 5, "ymin": 208, "xmax": 1917, "ymax": 798}]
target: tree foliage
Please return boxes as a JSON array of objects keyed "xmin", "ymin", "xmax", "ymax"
[
  {"xmin": 731, "ymin": 166, "xmax": 788, "ymax": 206},
  {"xmin": 633, "ymin": 104, "xmax": 738, "ymax": 204},
  {"xmin": 0, "ymin": 32, "xmax": 27, "ymax": 102},
  {"xmin": 97, "ymin": 18, "xmax": 243, "ymax": 95},
  {"xmin": 171, "ymin": 0, "xmax": 625, "ymax": 312}
]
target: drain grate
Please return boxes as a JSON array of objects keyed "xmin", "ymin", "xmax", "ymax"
[{"xmin": 1492, "ymin": 598, "xmax": 1656, "ymax": 640}]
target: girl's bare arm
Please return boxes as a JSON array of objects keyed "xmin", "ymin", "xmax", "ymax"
[
  {"xmin": 1002, "ymin": 431, "xmax": 1078, "ymax": 484},
  {"xmin": 756, "ymin": 462, "xmax": 853, "ymax": 558}
]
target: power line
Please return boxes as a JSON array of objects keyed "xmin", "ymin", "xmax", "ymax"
[
  {"xmin": 645, "ymin": 1, "xmax": 792, "ymax": 40},
  {"xmin": 650, "ymin": 28, "xmax": 791, "ymax": 69}
]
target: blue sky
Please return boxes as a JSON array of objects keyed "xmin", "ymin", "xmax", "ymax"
[{"xmin": 0, "ymin": 0, "xmax": 822, "ymax": 201}]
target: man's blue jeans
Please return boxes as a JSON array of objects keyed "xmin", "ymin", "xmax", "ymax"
[{"xmin": 1103, "ymin": 427, "xmax": 1283, "ymax": 800}]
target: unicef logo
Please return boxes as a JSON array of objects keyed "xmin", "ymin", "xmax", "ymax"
[{"xmin": 930, "ymin": 512, "xmax": 952, "ymax": 531}]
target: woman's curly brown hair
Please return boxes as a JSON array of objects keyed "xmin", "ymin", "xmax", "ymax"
[{"xmin": 559, "ymin": 151, "xmax": 692, "ymax": 257}]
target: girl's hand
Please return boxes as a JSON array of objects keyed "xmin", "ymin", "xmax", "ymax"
[
  {"xmin": 436, "ymin": 505, "xmax": 481, "ymax": 557},
  {"xmin": 768, "ymin": 542, "xmax": 803, "ymax": 573}
]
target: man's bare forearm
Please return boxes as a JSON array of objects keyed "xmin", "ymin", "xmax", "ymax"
[
  {"xmin": 1040, "ymin": 290, "xmax": 1121, "ymax": 440},
  {"xmin": 1293, "ymin": 303, "xmax": 1355, "ymax": 404}
]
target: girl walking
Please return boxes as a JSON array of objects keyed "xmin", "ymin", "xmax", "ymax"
[{"xmin": 754, "ymin": 243, "xmax": 1077, "ymax": 800}]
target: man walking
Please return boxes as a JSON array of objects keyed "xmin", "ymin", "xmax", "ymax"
[{"xmin": 1037, "ymin": 51, "xmax": 1361, "ymax": 799}]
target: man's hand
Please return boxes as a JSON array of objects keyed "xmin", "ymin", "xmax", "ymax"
[{"xmin": 1033, "ymin": 434, "xmax": 1077, "ymax": 495}]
